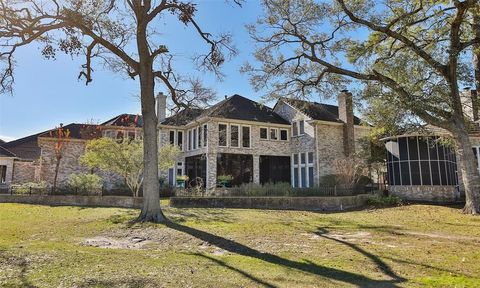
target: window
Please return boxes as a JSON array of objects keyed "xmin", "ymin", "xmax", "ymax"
[
  {"xmin": 169, "ymin": 130, "xmax": 175, "ymax": 145},
  {"xmin": 198, "ymin": 126, "xmax": 203, "ymax": 148},
  {"xmin": 292, "ymin": 152, "xmax": 315, "ymax": 188},
  {"xmin": 203, "ymin": 124, "xmax": 208, "ymax": 146},
  {"xmin": 260, "ymin": 127, "xmax": 268, "ymax": 139},
  {"xmin": 231, "ymin": 125, "xmax": 239, "ymax": 147},
  {"xmin": 103, "ymin": 130, "xmax": 115, "ymax": 138},
  {"xmin": 299, "ymin": 120, "xmax": 305, "ymax": 135},
  {"xmin": 188, "ymin": 130, "xmax": 192, "ymax": 150},
  {"xmin": 116, "ymin": 131, "xmax": 124, "ymax": 141},
  {"xmin": 177, "ymin": 131, "xmax": 183, "ymax": 150},
  {"xmin": 193, "ymin": 128, "xmax": 197, "ymax": 150},
  {"xmin": 292, "ymin": 122, "xmax": 298, "ymax": 137},
  {"xmin": 242, "ymin": 126, "xmax": 250, "ymax": 148},
  {"xmin": 280, "ymin": 129, "xmax": 288, "ymax": 141},
  {"xmin": 219, "ymin": 124, "xmax": 227, "ymax": 146},
  {"xmin": 0, "ymin": 165, "xmax": 6, "ymax": 184},
  {"xmin": 270, "ymin": 128, "xmax": 278, "ymax": 140}
]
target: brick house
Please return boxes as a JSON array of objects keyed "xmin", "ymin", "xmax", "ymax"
[
  {"xmin": 157, "ymin": 91, "xmax": 370, "ymax": 190},
  {"xmin": 0, "ymin": 114, "xmax": 143, "ymax": 189}
]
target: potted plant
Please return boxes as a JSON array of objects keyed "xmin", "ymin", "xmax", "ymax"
[
  {"xmin": 217, "ymin": 175, "xmax": 234, "ymax": 187},
  {"xmin": 176, "ymin": 175, "xmax": 189, "ymax": 188}
]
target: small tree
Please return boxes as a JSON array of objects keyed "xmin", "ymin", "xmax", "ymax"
[
  {"xmin": 80, "ymin": 138, "xmax": 179, "ymax": 197},
  {"xmin": 48, "ymin": 124, "xmax": 71, "ymax": 192}
]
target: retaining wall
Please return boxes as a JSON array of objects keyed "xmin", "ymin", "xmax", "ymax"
[
  {"xmin": 170, "ymin": 194, "xmax": 369, "ymax": 211},
  {"xmin": 0, "ymin": 194, "xmax": 143, "ymax": 209}
]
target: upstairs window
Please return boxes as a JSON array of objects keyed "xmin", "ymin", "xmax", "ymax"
[
  {"xmin": 260, "ymin": 127, "xmax": 268, "ymax": 139},
  {"xmin": 299, "ymin": 120, "xmax": 305, "ymax": 135},
  {"xmin": 292, "ymin": 122, "xmax": 298, "ymax": 137},
  {"xmin": 188, "ymin": 130, "xmax": 192, "ymax": 150},
  {"xmin": 242, "ymin": 126, "xmax": 250, "ymax": 148},
  {"xmin": 270, "ymin": 128, "xmax": 278, "ymax": 140},
  {"xmin": 169, "ymin": 130, "xmax": 175, "ymax": 145},
  {"xmin": 193, "ymin": 128, "xmax": 197, "ymax": 150},
  {"xmin": 231, "ymin": 125, "xmax": 239, "ymax": 147},
  {"xmin": 219, "ymin": 124, "xmax": 227, "ymax": 146},
  {"xmin": 198, "ymin": 126, "xmax": 203, "ymax": 148},
  {"xmin": 203, "ymin": 124, "xmax": 208, "ymax": 146},
  {"xmin": 280, "ymin": 129, "xmax": 288, "ymax": 141},
  {"xmin": 177, "ymin": 131, "xmax": 183, "ymax": 150}
]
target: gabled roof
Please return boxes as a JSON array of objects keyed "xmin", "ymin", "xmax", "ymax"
[
  {"xmin": 102, "ymin": 114, "xmax": 143, "ymax": 128},
  {"xmin": 38, "ymin": 123, "xmax": 102, "ymax": 140},
  {"xmin": 161, "ymin": 94, "xmax": 290, "ymax": 126},
  {"xmin": 0, "ymin": 146, "xmax": 16, "ymax": 157},
  {"xmin": 280, "ymin": 98, "xmax": 362, "ymax": 125}
]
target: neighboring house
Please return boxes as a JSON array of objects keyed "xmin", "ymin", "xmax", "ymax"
[
  {"xmin": 382, "ymin": 89, "xmax": 479, "ymax": 203},
  {"xmin": 157, "ymin": 91, "xmax": 370, "ymax": 190},
  {"xmin": 0, "ymin": 115, "xmax": 143, "ymax": 189}
]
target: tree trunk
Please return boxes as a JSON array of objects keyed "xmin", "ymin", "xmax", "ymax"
[
  {"xmin": 474, "ymin": 11, "xmax": 480, "ymax": 105},
  {"xmin": 135, "ymin": 12, "xmax": 166, "ymax": 223},
  {"xmin": 452, "ymin": 121, "xmax": 480, "ymax": 214}
]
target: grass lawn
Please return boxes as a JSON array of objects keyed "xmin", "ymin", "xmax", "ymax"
[{"xmin": 1, "ymin": 202, "xmax": 479, "ymax": 287}]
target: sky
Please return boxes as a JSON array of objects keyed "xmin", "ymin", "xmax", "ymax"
[{"xmin": 1, "ymin": 1, "xmax": 293, "ymax": 141}]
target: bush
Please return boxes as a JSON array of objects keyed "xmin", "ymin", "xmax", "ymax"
[
  {"xmin": 67, "ymin": 173, "xmax": 103, "ymax": 194},
  {"xmin": 366, "ymin": 195, "xmax": 402, "ymax": 207},
  {"xmin": 11, "ymin": 181, "xmax": 47, "ymax": 194}
]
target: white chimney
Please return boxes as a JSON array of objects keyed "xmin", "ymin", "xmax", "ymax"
[
  {"xmin": 338, "ymin": 90, "xmax": 355, "ymax": 157},
  {"xmin": 156, "ymin": 92, "xmax": 167, "ymax": 123}
]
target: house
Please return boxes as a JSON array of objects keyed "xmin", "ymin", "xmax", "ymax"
[
  {"xmin": 157, "ymin": 91, "xmax": 370, "ymax": 190},
  {"xmin": 0, "ymin": 115, "xmax": 143, "ymax": 189},
  {"xmin": 382, "ymin": 89, "xmax": 480, "ymax": 203}
]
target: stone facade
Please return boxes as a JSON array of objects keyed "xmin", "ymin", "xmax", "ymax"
[
  {"xmin": 12, "ymin": 160, "xmax": 38, "ymax": 184},
  {"xmin": 160, "ymin": 97, "xmax": 371, "ymax": 191},
  {"xmin": 389, "ymin": 185, "xmax": 460, "ymax": 203}
]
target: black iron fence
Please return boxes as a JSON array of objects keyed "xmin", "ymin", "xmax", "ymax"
[{"xmin": 0, "ymin": 185, "xmax": 175, "ymax": 197}]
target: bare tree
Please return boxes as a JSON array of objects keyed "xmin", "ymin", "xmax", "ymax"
[
  {"xmin": 0, "ymin": 0, "xmax": 237, "ymax": 222},
  {"xmin": 244, "ymin": 0, "xmax": 480, "ymax": 214}
]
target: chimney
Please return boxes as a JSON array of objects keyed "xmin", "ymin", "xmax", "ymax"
[
  {"xmin": 156, "ymin": 92, "xmax": 167, "ymax": 124},
  {"xmin": 338, "ymin": 90, "xmax": 355, "ymax": 157}
]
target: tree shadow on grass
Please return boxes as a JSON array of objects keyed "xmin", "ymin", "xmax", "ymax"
[
  {"xmin": 0, "ymin": 250, "xmax": 38, "ymax": 288},
  {"xmin": 165, "ymin": 221, "xmax": 405, "ymax": 287},
  {"xmin": 193, "ymin": 253, "xmax": 278, "ymax": 288},
  {"xmin": 315, "ymin": 228, "xmax": 406, "ymax": 283}
]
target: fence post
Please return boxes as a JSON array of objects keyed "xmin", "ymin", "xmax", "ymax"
[
  {"xmin": 29, "ymin": 186, "xmax": 32, "ymax": 195},
  {"xmin": 334, "ymin": 185, "xmax": 337, "ymax": 196},
  {"xmin": 101, "ymin": 185, "xmax": 104, "ymax": 197}
]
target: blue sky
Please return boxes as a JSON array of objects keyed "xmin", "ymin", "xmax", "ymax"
[{"xmin": 1, "ymin": 1, "xmax": 290, "ymax": 141}]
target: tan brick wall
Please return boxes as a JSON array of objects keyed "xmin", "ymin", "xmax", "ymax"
[
  {"xmin": 389, "ymin": 185, "xmax": 459, "ymax": 203},
  {"xmin": 12, "ymin": 160, "xmax": 37, "ymax": 184}
]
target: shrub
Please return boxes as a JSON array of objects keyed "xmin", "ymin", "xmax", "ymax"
[
  {"xmin": 67, "ymin": 173, "xmax": 103, "ymax": 194},
  {"xmin": 11, "ymin": 181, "xmax": 47, "ymax": 194},
  {"xmin": 366, "ymin": 195, "xmax": 402, "ymax": 207}
]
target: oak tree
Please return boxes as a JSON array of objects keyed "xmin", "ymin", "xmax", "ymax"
[
  {"xmin": 244, "ymin": 0, "xmax": 480, "ymax": 214},
  {"xmin": 0, "ymin": 0, "xmax": 236, "ymax": 222}
]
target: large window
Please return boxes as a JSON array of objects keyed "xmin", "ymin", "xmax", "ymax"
[
  {"xmin": 260, "ymin": 156, "xmax": 291, "ymax": 184},
  {"xmin": 217, "ymin": 153, "xmax": 253, "ymax": 186},
  {"xmin": 0, "ymin": 165, "xmax": 6, "ymax": 184},
  {"xmin": 386, "ymin": 136, "xmax": 458, "ymax": 186},
  {"xmin": 219, "ymin": 124, "xmax": 227, "ymax": 146},
  {"xmin": 230, "ymin": 125, "xmax": 239, "ymax": 147},
  {"xmin": 292, "ymin": 152, "xmax": 314, "ymax": 187},
  {"xmin": 242, "ymin": 126, "xmax": 250, "ymax": 148}
]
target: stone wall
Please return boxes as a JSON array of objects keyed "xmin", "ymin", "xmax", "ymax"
[
  {"xmin": 0, "ymin": 194, "xmax": 142, "ymax": 209},
  {"xmin": 389, "ymin": 185, "xmax": 459, "ymax": 203},
  {"xmin": 170, "ymin": 194, "xmax": 369, "ymax": 211},
  {"xmin": 38, "ymin": 138, "xmax": 123, "ymax": 189},
  {"xmin": 12, "ymin": 160, "xmax": 37, "ymax": 184}
]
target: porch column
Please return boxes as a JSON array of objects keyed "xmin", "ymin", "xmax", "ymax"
[
  {"xmin": 253, "ymin": 154, "xmax": 260, "ymax": 184},
  {"xmin": 206, "ymin": 153, "xmax": 217, "ymax": 190}
]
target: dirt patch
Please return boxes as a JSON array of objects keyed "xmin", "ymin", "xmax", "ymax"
[
  {"xmin": 393, "ymin": 230, "xmax": 480, "ymax": 242},
  {"xmin": 82, "ymin": 236, "xmax": 152, "ymax": 249}
]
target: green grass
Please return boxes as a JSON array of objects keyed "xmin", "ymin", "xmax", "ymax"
[{"xmin": 1, "ymin": 202, "xmax": 479, "ymax": 287}]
